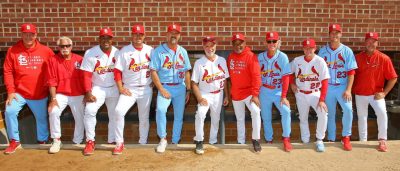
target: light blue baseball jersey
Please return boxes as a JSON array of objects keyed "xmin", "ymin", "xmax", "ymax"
[
  {"xmin": 317, "ymin": 44, "xmax": 357, "ymax": 85},
  {"xmin": 150, "ymin": 43, "xmax": 191, "ymax": 83},
  {"xmin": 257, "ymin": 50, "xmax": 291, "ymax": 89}
]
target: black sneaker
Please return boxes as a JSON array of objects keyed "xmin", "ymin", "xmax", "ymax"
[
  {"xmin": 252, "ymin": 139, "xmax": 262, "ymax": 153},
  {"xmin": 195, "ymin": 141, "xmax": 204, "ymax": 155}
]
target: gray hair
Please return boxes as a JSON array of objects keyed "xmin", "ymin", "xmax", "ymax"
[{"xmin": 57, "ymin": 36, "xmax": 73, "ymax": 46}]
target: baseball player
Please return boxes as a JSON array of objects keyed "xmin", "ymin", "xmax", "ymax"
[
  {"xmin": 80, "ymin": 28, "xmax": 119, "ymax": 156},
  {"xmin": 353, "ymin": 32, "xmax": 398, "ymax": 152},
  {"xmin": 317, "ymin": 24, "xmax": 357, "ymax": 151},
  {"xmin": 191, "ymin": 36, "xmax": 229, "ymax": 154},
  {"xmin": 150, "ymin": 24, "xmax": 191, "ymax": 153},
  {"xmin": 290, "ymin": 38, "xmax": 330, "ymax": 152},
  {"xmin": 47, "ymin": 36, "xmax": 85, "ymax": 154},
  {"xmin": 258, "ymin": 32, "xmax": 292, "ymax": 152},
  {"xmin": 227, "ymin": 33, "xmax": 262, "ymax": 152},
  {"xmin": 112, "ymin": 24, "xmax": 153, "ymax": 155},
  {"xmin": 3, "ymin": 23, "xmax": 54, "ymax": 154}
]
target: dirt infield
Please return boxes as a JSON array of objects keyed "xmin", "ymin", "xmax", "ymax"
[{"xmin": 0, "ymin": 141, "xmax": 399, "ymax": 170}]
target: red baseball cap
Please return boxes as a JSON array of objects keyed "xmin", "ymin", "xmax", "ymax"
[
  {"xmin": 365, "ymin": 32, "xmax": 379, "ymax": 41},
  {"xmin": 302, "ymin": 38, "xmax": 316, "ymax": 48},
  {"xmin": 266, "ymin": 32, "xmax": 279, "ymax": 41},
  {"xmin": 203, "ymin": 36, "xmax": 217, "ymax": 44},
  {"xmin": 329, "ymin": 24, "xmax": 342, "ymax": 33},
  {"xmin": 167, "ymin": 24, "xmax": 181, "ymax": 33},
  {"xmin": 132, "ymin": 24, "xmax": 145, "ymax": 34},
  {"xmin": 231, "ymin": 33, "xmax": 245, "ymax": 41},
  {"xmin": 21, "ymin": 23, "xmax": 37, "ymax": 33},
  {"xmin": 99, "ymin": 28, "xmax": 113, "ymax": 37}
]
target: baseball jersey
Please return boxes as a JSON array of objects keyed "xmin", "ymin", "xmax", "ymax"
[
  {"xmin": 291, "ymin": 55, "xmax": 330, "ymax": 91},
  {"xmin": 317, "ymin": 44, "xmax": 357, "ymax": 85},
  {"xmin": 149, "ymin": 43, "xmax": 191, "ymax": 84},
  {"xmin": 258, "ymin": 50, "xmax": 291, "ymax": 89},
  {"xmin": 115, "ymin": 44, "xmax": 153, "ymax": 87},
  {"xmin": 353, "ymin": 50, "xmax": 398, "ymax": 95},
  {"xmin": 3, "ymin": 40, "xmax": 55, "ymax": 99},
  {"xmin": 47, "ymin": 53, "xmax": 85, "ymax": 96},
  {"xmin": 80, "ymin": 45, "xmax": 118, "ymax": 87},
  {"xmin": 191, "ymin": 55, "xmax": 229, "ymax": 93}
]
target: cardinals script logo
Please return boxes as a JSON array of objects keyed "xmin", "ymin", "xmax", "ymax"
[
  {"xmin": 324, "ymin": 54, "xmax": 345, "ymax": 69},
  {"xmin": 260, "ymin": 62, "xmax": 281, "ymax": 77},
  {"xmin": 297, "ymin": 66, "xmax": 319, "ymax": 82},
  {"xmin": 129, "ymin": 54, "xmax": 151, "ymax": 72},
  {"xmin": 201, "ymin": 64, "xmax": 225, "ymax": 83}
]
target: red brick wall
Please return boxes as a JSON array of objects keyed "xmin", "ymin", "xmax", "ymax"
[{"xmin": 1, "ymin": 1, "xmax": 400, "ymax": 51}]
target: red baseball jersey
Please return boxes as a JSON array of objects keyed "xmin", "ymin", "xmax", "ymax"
[
  {"xmin": 4, "ymin": 40, "xmax": 54, "ymax": 99},
  {"xmin": 353, "ymin": 50, "xmax": 398, "ymax": 95},
  {"xmin": 47, "ymin": 53, "xmax": 85, "ymax": 96}
]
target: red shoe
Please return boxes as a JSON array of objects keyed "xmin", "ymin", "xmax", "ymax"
[
  {"xmin": 4, "ymin": 139, "xmax": 21, "ymax": 155},
  {"xmin": 112, "ymin": 143, "xmax": 124, "ymax": 155},
  {"xmin": 83, "ymin": 140, "xmax": 95, "ymax": 156},
  {"xmin": 266, "ymin": 140, "xmax": 273, "ymax": 144},
  {"xmin": 282, "ymin": 137, "xmax": 292, "ymax": 152},
  {"xmin": 341, "ymin": 136, "xmax": 352, "ymax": 151},
  {"xmin": 377, "ymin": 140, "xmax": 388, "ymax": 152}
]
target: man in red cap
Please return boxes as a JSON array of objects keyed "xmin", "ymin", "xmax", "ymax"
[
  {"xmin": 112, "ymin": 24, "xmax": 154, "ymax": 155},
  {"xmin": 191, "ymin": 36, "xmax": 229, "ymax": 154},
  {"xmin": 3, "ymin": 23, "xmax": 54, "ymax": 154},
  {"xmin": 258, "ymin": 32, "xmax": 292, "ymax": 152},
  {"xmin": 353, "ymin": 32, "xmax": 398, "ymax": 152},
  {"xmin": 318, "ymin": 24, "xmax": 357, "ymax": 151},
  {"xmin": 47, "ymin": 36, "xmax": 85, "ymax": 154},
  {"xmin": 80, "ymin": 28, "xmax": 119, "ymax": 156},
  {"xmin": 227, "ymin": 33, "xmax": 262, "ymax": 152},
  {"xmin": 150, "ymin": 24, "xmax": 192, "ymax": 153},
  {"xmin": 290, "ymin": 38, "xmax": 329, "ymax": 152}
]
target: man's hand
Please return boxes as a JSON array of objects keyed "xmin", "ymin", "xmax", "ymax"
[
  {"xmin": 197, "ymin": 97, "xmax": 208, "ymax": 106},
  {"xmin": 160, "ymin": 88, "xmax": 171, "ymax": 99},
  {"xmin": 48, "ymin": 98, "xmax": 59, "ymax": 113},
  {"xmin": 317, "ymin": 101, "xmax": 328, "ymax": 113},
  {"xmin": 223, "ymin": 96, "xmax": 229, "ymax": 106},
  {"xmin": 342, "ymin": 90, "xmax": 352, "ymax": 102},
  {"xmin": 119, "ymin": 87, "xmax": 132, "ymax": 96},
  {"xmin": 5, "ymin": 93, "xmax": 18, "ymax": 106},
  {"xmin": 84, "ymin": 92, "xmax": 97, "ymax": 103},
  {"xmin": 280, "ymin": 97, "xmax": 290, "ymax": 107},
  {"xmin": 185, "ymin": 91, "xmax": 191, "ymax": 104},
  {"xmin": 374, "ymin": 92, "xmax": 385, "ymax": 100},
  {"xmin": 251, "ymin": 96, "xmax": 260, "ymax": 107},
  {"xmin": 290, "ymin": 84, "xmax": 298, "ymax": 94}
]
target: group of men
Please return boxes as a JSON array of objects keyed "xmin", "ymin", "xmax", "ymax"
[{"xmin": 2, "ymin": 23, "xmax": 397, "ymax": 156}]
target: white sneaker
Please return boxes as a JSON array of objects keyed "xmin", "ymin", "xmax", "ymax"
[
  {"xmin": 156, "ymin": 138, "xmax": 168, "ymax": 153},
  {"xmin": 49, "ymin": 139, "xmax": 62, "ymax": 154}
]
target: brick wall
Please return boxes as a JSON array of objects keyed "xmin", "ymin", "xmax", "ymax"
[{"xmin": 1, "ymin": 1, "xmax": 400, "ymax": 51}]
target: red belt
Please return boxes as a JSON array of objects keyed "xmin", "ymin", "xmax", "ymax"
[
  {"xmin": 162, "ymin": 83, "xmax": 179, "ymax": 86},
  {"xmin": 262, "ymin": 84, "xmax": 276, "ymax": 89},
  {"xmin": 209, "ymin": 90, "xmax": 221, "ymax": 94},
  {"xmin": 299, "ymin": 89, "xmax": 319, "ymax": 94}
]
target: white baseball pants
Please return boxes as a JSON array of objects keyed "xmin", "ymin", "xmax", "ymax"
[
  {"xmin": 49, "ymin": 94, "xmax": 84, "ymax": 144},
  {"xmin": 295, "ymin": 91, "xmax": 328, "ymax": 143},
  {"xmin": 355, "ymin": 95, "xmax": 388, "ymax": 141},
  {"xmin": 84, "ymin": 85, "xmax": 119, "ymax": 143},
  {"xmin": 193, "ymin": 91, "xmax": 223, "ymax": 144},
  {"xmin": 114, "ymin": 86, "xmax": 153, "ymax": 144},
  {"xmin": 232, "ymin": 95, "xmax": 261, "ymax": 144}
]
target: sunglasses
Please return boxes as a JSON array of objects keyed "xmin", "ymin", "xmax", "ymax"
[
  {"xmin": 59, "ymin": 44, "xmax": 72, "ymax": 48},
  {"xmin": 267, "ymin": 40, "xmax": 278, "ymax": 44}
]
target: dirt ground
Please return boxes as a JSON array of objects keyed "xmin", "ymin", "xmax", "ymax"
[{"xmin": 0, "ymin": 141, "xmax": 399, "ymax": 171}]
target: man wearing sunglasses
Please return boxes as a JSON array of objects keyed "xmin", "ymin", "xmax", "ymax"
[
  {"xmin": 258, "ymin": 32, "xmax": 292, "ymax": 152},
  {"xmin": 47, "ymin": 36, "xmax": 85, "ymax": 153},
  {"xmin": 3, "ymin": 23, "xmax": 55, "ymax": 154},
  {"xmin": 80, "ymin": 28, "xmax": 119, "ymax": 156}
]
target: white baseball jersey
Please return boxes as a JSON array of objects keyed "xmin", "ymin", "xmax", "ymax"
[
  {"xmin": 115, "ymin": 44, "xmax": 153, "ymax": 87},
  {"xmin": 80, "ymin": 45, "xmax": 118, "ymax": 87},
  {"xmin": 291, "ymin": 55, "xmax": 330, "ymax": 91},
  {"xmin": 191, "ymin": 55, "xmax": 229, "ymax": 93}
]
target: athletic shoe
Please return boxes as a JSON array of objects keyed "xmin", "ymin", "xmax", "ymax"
[
  {"xmin": 282, "ymin": 137, "xmax": 292, "ymax": 152},
  {"xmin": 316, "ymin": 140, "xmax": 325, "ymax": 152},
  {"xmin": 156, "ymin": 138, "xmax": 167, "ymax": 153},
  {"xmin": 112, "ymin": 143, "xmax": 124, "ymax": 155},
  {"xmin": 252, "ymin": 139, "xmax": 262, "ymax": 153},
  {"xmin": 377, "ymin": 140, "xmax": 388, "ymax": 152},
  {"xmin": 195, "ymin": 141, "xmax": 204, "ymax": 155},
  {"xmin": 266, "ymin": 140, "xmax": 273, "ymax": 144},
  {"xmin": 49, "ymin": 138, "xmax": 62, "ymax": 154},
  {"xmin": 38, "ymin": 140, "xmax": 48, "ymax": 144},
  {"xmin": 4, "ymin": 139, "xmax": 21, "ymax": 155},
  {"xmin": 83, "ymin": 140, "xmax": 95, "ymax": 156},
  {"xmin": 341, "ymin": 136, "xmax": 352, "ymax": 151}
]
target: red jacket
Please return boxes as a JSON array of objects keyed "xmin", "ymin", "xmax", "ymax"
[
  {"xmin": 4, "ymin": 40, "xmax": 54, "ymax": 99},
  {"xmin": 227, "ymin": 47, "xmax": 262, "ymax": 101},
  {"xmin": 48, "ymin": 53, "xmax": 85, "ymax": 96}
]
